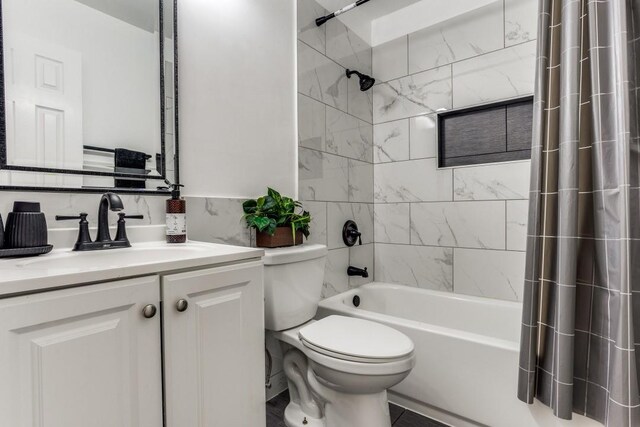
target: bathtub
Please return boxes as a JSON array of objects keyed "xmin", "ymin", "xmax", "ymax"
[{"xmin": 317, "ymin": 283, "xmax": 600, "ymax": 427}]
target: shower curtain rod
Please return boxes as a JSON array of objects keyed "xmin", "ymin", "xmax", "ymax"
[{"xmin": 316, "ymin": 0, "xmax": 372, "ymax": 26}]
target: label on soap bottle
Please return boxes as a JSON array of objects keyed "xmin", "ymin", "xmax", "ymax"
[{"xmin": 166, "ymin": 213, "xmax": 187, "ymax": 236}]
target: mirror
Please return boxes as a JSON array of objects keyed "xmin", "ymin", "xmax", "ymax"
[{"xmin": 0, "ymin": 0, "xmax": 178, "ymax": 192}]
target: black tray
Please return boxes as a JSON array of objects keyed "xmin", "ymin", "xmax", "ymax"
[{"xmin": 0, "ymin": 245, "xmax": 53, "ymax": 258}]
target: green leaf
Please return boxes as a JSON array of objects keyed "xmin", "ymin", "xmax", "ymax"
[
  {"xmin": 242, "ymin": 199, "xmax": 257, "ymax": 214},
  {"xmin": 252, "ymin": 216, "xmax": 271, "ymax": 232},
  {"xmin": 267, "ymin": 188, "xmax": 281, "ymax": 200}
]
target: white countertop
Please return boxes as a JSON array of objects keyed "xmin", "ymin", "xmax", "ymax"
[{"xmin": 0, "ymin": 241, "xmax": 264, "ymax": 297}]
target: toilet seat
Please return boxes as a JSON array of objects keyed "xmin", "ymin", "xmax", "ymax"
[{"xmin": 298, "ymin": 315, "xmax": 414, "ymax": 363}]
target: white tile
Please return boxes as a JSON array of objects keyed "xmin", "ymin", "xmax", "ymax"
[
  {"xmin": 298, "ymin": 94, "xmax": 326, "ymax": 151},
  {"xmin": 327, "ymin": 202, "xmax": 373, "ymax": 249},
  {"xmin": 349, "ymin": 244, "xmax": 374, "ymax": 287},
  {"xmin": 454, "ymin": 248, "xmax": 525, "ymax": 301},
  {"xmin": 375, "ymin": 244, "xmax": 453, "ymax": 291},
  {"xmin": 372, "ymin": 36, "xmax": 408, "ymax": 82},
  {"xmin": 187, "ymin": 197, "xmax": 251, "ymax": 246},
  {"xmin": 374, "ymin": 203, "xmax": 410, "ymax": 244},
  {"xmin": 15, "ymin": 192, "xmax": 165, "ymax": 229},
  {"xmin": 409, "ymin": 114, "xmax": 437, "ymax": 159},
  {"xmin": 505, "ymin": 0, "xmax": 538, "ymax": 47},
  {"xmin": 373, "ymin": 119, "xmax": 409, "ymax": 163},
  {"xmin": 303, "ymin": 201, "xmax": 328, "ymax": 246},
  {"xmin": 326, "ymin": 18, "xmax": 372, "ymax": 75},
  {"xmin": 347, "ymin": 77, "xmax": 373, "ymax": 123},
  {"xmin": 299, "ymin": 148, "xmax": 349, "ymax": 202},
  {"xmin": 453, "ymin": 161, "xmax": 531, "ymax": 201},
  {"xmin": 323, "ymin": 248, "xmax": 350, "ymax": 298},
  {"xmin": 348, "ymin": 159, "xmax": 373, "ymax": 203},
  {"xmin": 452, "ymin": 41, "xmax": 536, "ymax": 108},
  {"xmin": 408, "ymin": 1, "xmax": 504, "ymax": 73},
  {"xmin": 507, "ymin": 200, "xmax": 529, "ymax": 251},
  {"xmin": 373, "ymin": 65, "xmax": 452, "ymax": 123},
  {"xmin": 298, "ymin": 41, "xmax": 348, "ymax": 111},
  {"xmin": 374, "ymin": 158, "xmax": 452, "ymax": 203},
  {"xmin": 297, "ymin": 0, "xmax": 326, "ymax": 53},
  {"xmin": 326, "ymin": 106, "xmax": 372, "ymax": 161},
  {"xmin": 410, "ymin": 201, "xmax": 506, "ymax": 249}
]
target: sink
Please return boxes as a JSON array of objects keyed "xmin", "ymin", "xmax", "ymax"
[{"xmin": 0, "ymin": 240, "xmax": 264, "ymax": 296}]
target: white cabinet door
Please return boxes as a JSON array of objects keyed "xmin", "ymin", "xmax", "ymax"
[
  {"xmin": 163, "ymin": 261, "xmax": 265, "ymax": 427},
  {"xmin": 0, "ymin": 276, "xmax": 163, "ymax": 427}
]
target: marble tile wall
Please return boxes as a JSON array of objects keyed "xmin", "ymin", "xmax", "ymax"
[
  {"xmin": 0, "ymin": 192, "xmax": 166, "ymax": 229},
  {"xmin": 297, "ymin": 0, "xmax": 375, "ymax": 298},
  {"xmin": 371, "ymin": 0, "xmax": 537, "ymax": 302}
]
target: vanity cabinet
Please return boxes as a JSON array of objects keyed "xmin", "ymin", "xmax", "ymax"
[
  {"xmin": 162, "ymin": 261, "xmax": 265, "ymax": 427},
  {"xmin": 0, "ymin": 276, "xmax": 164, "ymax": 427},
  {"xmin": 0, "ymin": 256, "xmax": 265, "ymax": 427}
]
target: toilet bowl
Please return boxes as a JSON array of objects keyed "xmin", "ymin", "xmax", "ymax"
[{"xmin": 263, "ymin": 244, "xmax": 416, "ymax": 427}]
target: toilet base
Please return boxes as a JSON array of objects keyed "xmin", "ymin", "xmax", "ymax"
[
  {"xmin": 311, "ymin": 378, "xmax": 392, "ymax": 427},
  {"xmin": 284, "ymin": 402, "xmax": 325, "ymax": 427}
]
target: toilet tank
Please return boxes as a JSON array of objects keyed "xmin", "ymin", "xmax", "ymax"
[{"xmin": 263, "ymin": 244, "xmax": 328, "ymax": 331}]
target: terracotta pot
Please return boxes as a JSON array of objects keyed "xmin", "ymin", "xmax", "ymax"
[{"xmin": 256, "ymin": 227, "xmax": 304, "ymax": 248}]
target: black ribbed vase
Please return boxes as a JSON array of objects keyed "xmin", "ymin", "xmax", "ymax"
[{"xmin": 4, "ymin": 202, "xmax": 48, "ymax": 248}]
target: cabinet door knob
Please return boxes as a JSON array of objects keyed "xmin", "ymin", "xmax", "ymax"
[
  {"xmin": 142, "ymin": 304, "xmax": 157, "ymax": 319},
  {"xmin": 176, "ymin": 299, "xmax": 189, "ymax": 312}
]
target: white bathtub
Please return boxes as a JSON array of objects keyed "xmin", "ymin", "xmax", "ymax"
[{"xmin": 317, "ymin": 283, "xmax": 600, "ymax": 427}]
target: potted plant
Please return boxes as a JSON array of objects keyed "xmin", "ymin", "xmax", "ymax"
[{"xmin": 242, "ymin": 188, "xmax": 311, "ymax": 248}]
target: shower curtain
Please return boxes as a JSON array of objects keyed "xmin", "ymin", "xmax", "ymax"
[{"xmin": 517, "ymin": 0, "xmax": 640, "ymax": 425}]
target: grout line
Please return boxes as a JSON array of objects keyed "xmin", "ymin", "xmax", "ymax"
[
  {"xmin": 503, "ymin": 0, "xmax": 507, "ymax": 49},
  {"xmin": 372, "ymin": 38, "xmax": 537, "ymax": 86},
  {"xmin": 299, "ymin": 146, "xmax": 375, "ymax": 165},
  {"xmin": 375, "ymin": 241, "xmax": 527, "ymax": 253},
  {"xmin": 505, "ymin": 200, "xmax": 509, "ymax": 249},
  {"xmin": 308, "ymin": 198, "xmax": 529, "ymax": 204},
  {"xmin": 451, "ymin": 247, "xmax": 455, "ymax": 293},
  {"xmin": 406, "ymin": 34, "xmax": 410, "ymax": 76},
  {"xmin": 298, "ymin": 92, "xmax": 373, "ymax": 126}
]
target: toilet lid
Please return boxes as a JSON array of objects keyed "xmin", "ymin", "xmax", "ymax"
[{"xmin": 298, "ymin": 316, "xmax": 414, "ymax": 362}]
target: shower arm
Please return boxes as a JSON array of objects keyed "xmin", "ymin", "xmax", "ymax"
[{"xmin": 316, "ymin": 0, "xmax": 372, "ymax": 27}]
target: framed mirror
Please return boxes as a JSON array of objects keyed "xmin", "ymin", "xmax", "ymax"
[{"xmin": 0, "ymin": 0, "xmax": 178, "ymax": 193}]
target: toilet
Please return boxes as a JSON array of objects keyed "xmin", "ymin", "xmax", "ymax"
[{"xmin": 263, "ymin": 244, "xmax": 415, "ymax": 427}]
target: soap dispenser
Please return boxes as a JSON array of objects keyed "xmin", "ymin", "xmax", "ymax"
[{"xmin": 165, "ymin": 183, "xmax": 186, "ymax": 243}]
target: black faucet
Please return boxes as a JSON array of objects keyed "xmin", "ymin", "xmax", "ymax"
[
  {"xmin": 96, "ymin": 193, "xmax": 124, "ymax": 242},
  {"xmin": 347, "ymin": 266, "xmax": 369, "ymax": 278},
  {"xmin": 56, "ymin": 193, "xmax": 143, "ymax": 251}
]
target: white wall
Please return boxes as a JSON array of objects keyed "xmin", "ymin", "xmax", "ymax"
[{"xmin": 179, "ymin": 0, "xmax": 297, "ymax": 199}]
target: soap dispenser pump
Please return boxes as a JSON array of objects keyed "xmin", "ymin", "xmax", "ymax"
[{"xmin": 165, "ymin": 183, "xmax": 186, "ymax": 243}]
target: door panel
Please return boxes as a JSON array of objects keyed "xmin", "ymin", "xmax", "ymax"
[
  {"xmin": 2, "ymin": 34, "xmax": 83, "ymax": 187},
  {"xmin": 163, "ymin": 261, "xmax": 265, "ymax": 427},
  {"xmin": 0, "ymin": 276, "xmax": 163, "ymax": 427}
]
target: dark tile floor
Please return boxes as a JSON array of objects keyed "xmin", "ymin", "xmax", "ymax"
[{"xmin": 266, "ymin": 391, "xmax": 449, "ymax": 427}]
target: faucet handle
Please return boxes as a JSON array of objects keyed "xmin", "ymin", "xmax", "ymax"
[
  {"xmin": 115, "ymin": 213, "xmax": 144, "ymax": 243},
  {"xmin": 56, "ymin": 213, "xmax": 92, "ymax": 249},
  {"xmin": 118, "ymin": 214, "xmax": 144, "ymax": 220},
  {"xmin": 55, "ymin": 213, "xmax": 89, "ymax": 222}
]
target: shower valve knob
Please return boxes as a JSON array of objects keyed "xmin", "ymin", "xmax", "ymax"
[{"xmin": 342, "ymin": 220, "xmax": 362, "ymax": 247}]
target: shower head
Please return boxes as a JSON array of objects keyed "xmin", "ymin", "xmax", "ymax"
[{"xmin": 346, "ymin": 69, "xmax": 375, "ymax": 92}]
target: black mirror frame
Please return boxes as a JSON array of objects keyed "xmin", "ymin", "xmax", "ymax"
[{"xmin": 0, "ymin": 0, "xmax": 180, "ymax": 195}]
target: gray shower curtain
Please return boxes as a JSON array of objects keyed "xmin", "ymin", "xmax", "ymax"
[{"xmin": 517, "ymin": 0, "xmax": 640, "ymax": 425}]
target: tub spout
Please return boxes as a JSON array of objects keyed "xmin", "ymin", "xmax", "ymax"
[{"xmin": 347, "ymin": 266, "xmax": 368, "ymax": 278}]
